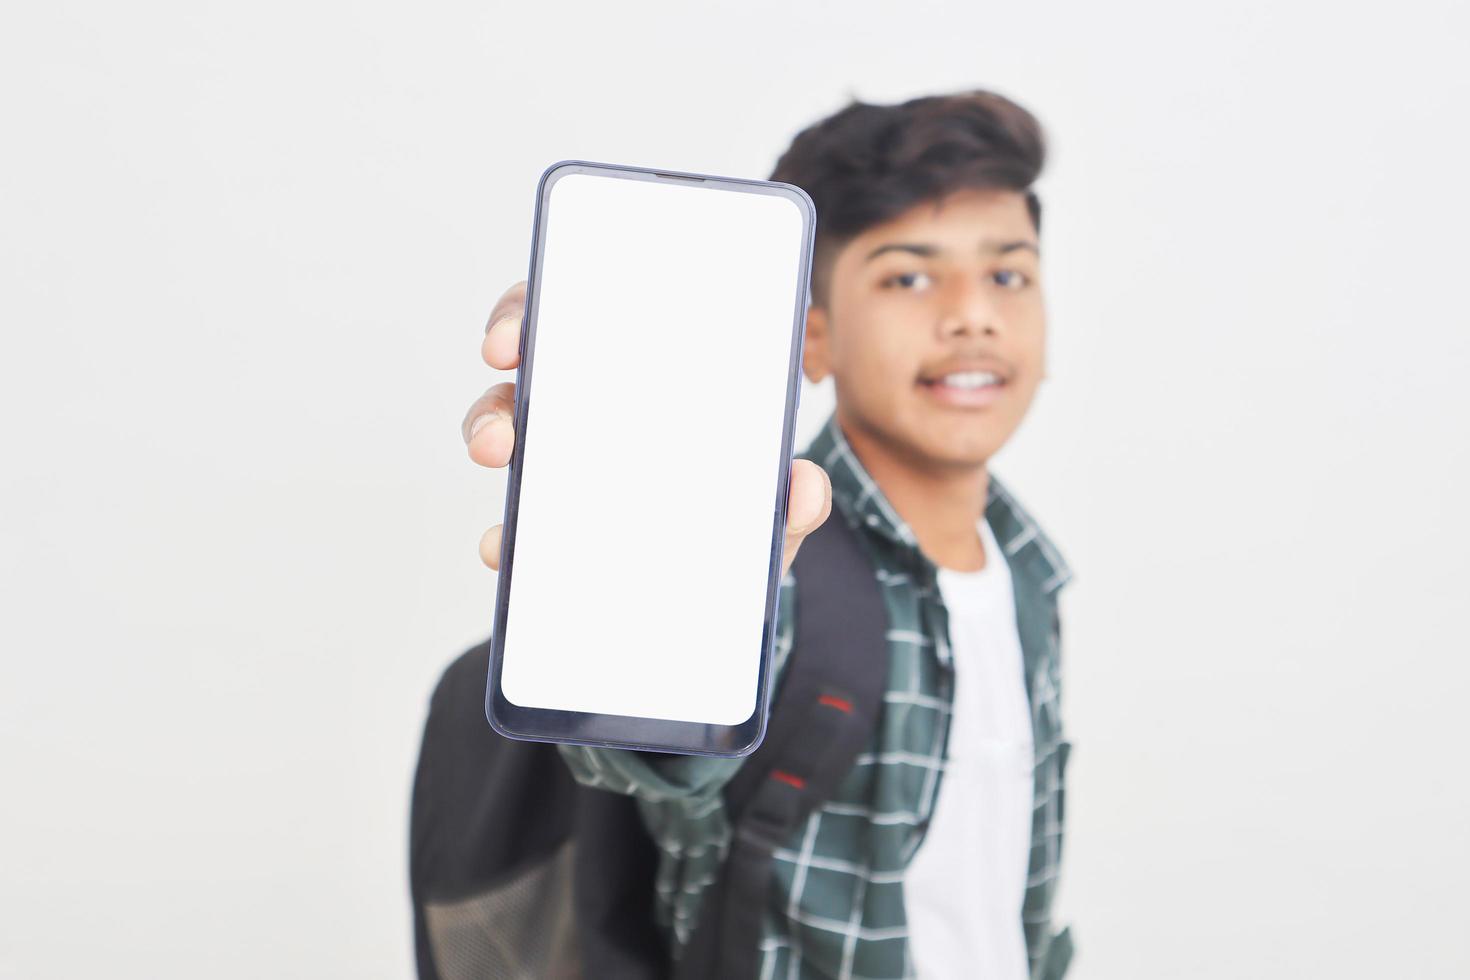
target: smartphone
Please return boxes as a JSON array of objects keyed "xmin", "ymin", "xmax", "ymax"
[{"xmin": 484, "ymin": 159, "xmax": 817, "ymax": 757}]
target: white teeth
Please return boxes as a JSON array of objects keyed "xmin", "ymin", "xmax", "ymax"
[{"xmin": 935, "ymin": 371, "xmax": 1000, "ymax": 389}]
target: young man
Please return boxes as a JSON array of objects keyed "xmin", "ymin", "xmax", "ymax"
[{"xmin": 458, "ymin": 89, "xmax": 1073, "ymax": 980}]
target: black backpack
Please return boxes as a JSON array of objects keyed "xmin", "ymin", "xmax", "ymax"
[{"xmin": 409, "ymin": 502, "xmax": 888, "ymax": 980}]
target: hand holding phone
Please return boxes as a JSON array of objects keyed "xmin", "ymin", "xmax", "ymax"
[{"xmin": 461, "ymin": 160, "xmax": 830, "ymax": 757}]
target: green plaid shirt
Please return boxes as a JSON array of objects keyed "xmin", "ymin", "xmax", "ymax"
[{"xmin": 559, "ymin": 409, "xmax": 1075, "ymax": 980}]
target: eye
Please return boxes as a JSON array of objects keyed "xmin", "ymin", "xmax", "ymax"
[
  {"xmin": 882, "ymin": 271, "xmax": 932, "ymax": 290},
  {"xmin": 993, "ymin": 269, "xmax": 1031, "ymax": 290}
]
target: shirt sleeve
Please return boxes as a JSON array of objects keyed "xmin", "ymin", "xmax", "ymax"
[{"xmin": 555, "ymin": 571, "xmax": 798, "ymax": 804}]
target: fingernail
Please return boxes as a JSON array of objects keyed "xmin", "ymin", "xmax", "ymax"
[{"xmin": 468, "ymin": 414, "xmax": 494, "ymax": 440}]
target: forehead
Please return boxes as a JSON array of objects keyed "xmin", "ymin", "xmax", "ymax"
[{"xmin": 845, "ymin": 187, "xmax": 1035, "ymax": 258}]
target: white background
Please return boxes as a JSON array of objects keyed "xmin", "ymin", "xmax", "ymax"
[{"xmin": 1, "ymin": 1, "xmax": 1466, "ymax": 978}]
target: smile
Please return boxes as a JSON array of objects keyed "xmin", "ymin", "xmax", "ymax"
[{"xmin": 917, "ymin": 371, "xmax": 1007, "ymax": 408}]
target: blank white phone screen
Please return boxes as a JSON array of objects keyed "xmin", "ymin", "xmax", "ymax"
[{"xmin": 498, "ymin": 171, "xmax": 808, "ymax": 726}]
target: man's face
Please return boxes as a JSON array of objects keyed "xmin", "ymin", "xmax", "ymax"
[{"xmin": 803, "ymin": 187, "xmax": 1046, "ymax": 472}]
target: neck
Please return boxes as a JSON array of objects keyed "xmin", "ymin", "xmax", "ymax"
[{"xmin": 837, "ymin": 408, "xmax": 990, "ymax": 573}]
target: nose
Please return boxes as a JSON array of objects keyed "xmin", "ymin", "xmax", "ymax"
[{"xmin": 934, "ymin": 277, "xmax": 1000, "ymax": 341}]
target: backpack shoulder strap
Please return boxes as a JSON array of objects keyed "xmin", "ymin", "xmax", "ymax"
[
  {"xmin": 724, "ymin": 500, "xmax": 889, "ymax": 819},
  {"xmin": 677, "ymin": 501, "xmax": 889, "ymax": 980}
]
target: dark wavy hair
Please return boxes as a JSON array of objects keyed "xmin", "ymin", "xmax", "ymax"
[{"xmin": 768, "ymin": 88, "xmax": 1047, "ymax": 307}]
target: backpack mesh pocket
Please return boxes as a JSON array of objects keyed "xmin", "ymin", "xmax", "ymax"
[{"xmin": 424, "ymin": 839, "xmax": 581, "ymax": 980}]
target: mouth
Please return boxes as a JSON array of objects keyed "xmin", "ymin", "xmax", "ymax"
[{"xmin": 916, "ymin": 365, "xmax": 1010, "ymax": 409}]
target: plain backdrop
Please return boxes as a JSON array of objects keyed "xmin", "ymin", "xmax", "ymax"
[{"xmin": 2, "ymin": 1, "xmax": 1467, "ymax": 978}]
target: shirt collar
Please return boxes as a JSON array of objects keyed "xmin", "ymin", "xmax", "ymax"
[{"xmin": 797, "ymin": 409, "xmax": 1073, "ymax": 594}]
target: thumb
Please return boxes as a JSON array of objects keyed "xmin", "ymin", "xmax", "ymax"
[
  {"xmin": 780, "ymin": 460, "xmax": 832, "ymax": 576},
  {"xmin": 787, "ymin": 459, "xmax": 832, "ymax": 535}
]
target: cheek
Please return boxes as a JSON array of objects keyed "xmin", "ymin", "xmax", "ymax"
[
  {"xmin": 1024, "ymin": 333, "xmax": 1046, "ymax": 375},
  {"xmin": 860, "ymin": 339, "xmax": 924, "ymax": 400},
  {"xmin": 1013, "ymin": 337, "xmax": 1047, "ymax": 405},
  {"xmin": 834, "ymin": 319, "xmax": 913, "ymax": 382},
  {"xmin": 1008, "ymin": 309, "xmax": 1046, "ymax": 370}
]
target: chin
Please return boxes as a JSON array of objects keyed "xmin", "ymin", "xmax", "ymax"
[
  {"xmin": 851, "ymin": 403, "xmax": 1003, "ymax": 469},
  {"xmin": 906, "ymin": 427, "xmax": 1002, "ymax": 471},
  {"xmin": 926, "ymin": 411, "xmax": 1010, "ymax": 451},
  {"xmin": 935, "ymin": 444, "xmax": 998, "ymax": 470}
]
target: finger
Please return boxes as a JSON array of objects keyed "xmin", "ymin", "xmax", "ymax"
[
  {"xmin": 462, "ymin": 381, "xmax": 517, "ymax": 468},
  {"xmin": 479, "ymin": 524, "xmax": 503, "ymax": 570},
  {"xmin": 780, "ymin": 460, "xmax": 832, "ymax": 576},
  {"xmin": 483, "ymin": 281, "xmax": 528, "ymax": 371}
]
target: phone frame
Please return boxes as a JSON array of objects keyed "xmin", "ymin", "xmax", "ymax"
[{"xmin": 484, "ymin": 159, "xmax": 817, "ymax": 757}]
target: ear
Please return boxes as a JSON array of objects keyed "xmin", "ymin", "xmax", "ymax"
[{"xmin": 802, "ymin": 305, "xmax": 831, "ymax": 383}]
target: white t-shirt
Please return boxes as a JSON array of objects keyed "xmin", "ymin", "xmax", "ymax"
[{"xmin": 903, "ymin": 516, "xmax": 1035, "ymax": 980}]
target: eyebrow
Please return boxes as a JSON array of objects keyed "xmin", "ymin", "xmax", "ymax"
[{"xmin": 864, "ymin": 239, "xmax": 1039, "ymax": 262}]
